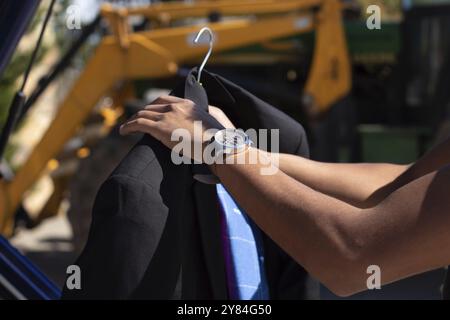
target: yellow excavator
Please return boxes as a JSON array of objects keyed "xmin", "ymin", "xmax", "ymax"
[{"xmin": 0, "ymin": 0, "xmax": 351, "ymax": 236}]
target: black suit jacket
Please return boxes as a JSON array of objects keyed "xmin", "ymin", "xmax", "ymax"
[{"xmin": 62, "ymin": 68, "xmax": 317, "ymax": 300}]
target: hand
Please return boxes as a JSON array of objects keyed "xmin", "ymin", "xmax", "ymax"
[{"xmin": 119, "ymin": 95, "xmax": 224, "ymax": 160}]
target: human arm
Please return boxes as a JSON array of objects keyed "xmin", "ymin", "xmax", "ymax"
[
  {"xmin": 209, "ymin": 105, "xmax": 450, "ymax": 208},
  {"xmin": 119, "ymin": 96, "xmax": 450, "ymax": 296},
  {"xmin": 212, "ymin": 148, "xmax": 450, "ymax": 296},
  {"xmin": 262, "ymin": 152, "xmax": 408, "ymax": 207},
  {"xmin": 208, "ymin": 104, "xmax": 409, "ymax": 207}
]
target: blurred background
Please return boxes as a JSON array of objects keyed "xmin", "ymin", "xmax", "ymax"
[{"xmin": 1, "ymin": 0, "xmax": 450, "ymax": 299}]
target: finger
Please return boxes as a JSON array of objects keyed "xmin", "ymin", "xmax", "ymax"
[
  {"xmin": 143, "ymin": 104, "xmax": 171, "ymax": 112},
  {"xmin": 135, "ymin": 110, "xmax": 165, "ymax": 121},
  {"xmin": 124, "ymin": 105, "xmax": 170, "ymax": 126},
  {"xmin": 119, "ymin": 118, "xmax": 156, "ymax": 136},
  {"xmin": 151, "ymin": 95, "xmax": 185, "ymax": 105},
  {"xmin": 125, "ymin": 108, "xmax": 163, "ymax": 123},
  {"xmin": 125, "ymin": 105, "xmax": 169, "ymax": 123}
]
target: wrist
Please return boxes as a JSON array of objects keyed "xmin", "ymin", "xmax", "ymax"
[
  {"xmin": 211, "ymin": 145, "xmax": 254, "ymax": 177},
  {"xmin": 205, "ymin": 128, "xmax": 252, "ymax": 162},
  {"xmin": 204, "ymin": 128, "xmax": 253, "ymax": 178}
]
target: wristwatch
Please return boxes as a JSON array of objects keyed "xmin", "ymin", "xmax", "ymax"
[
  {"xmin": 193, "ymin": 129, "xmax": 253, "ymax": 184},
  {"xmin": 209, "ymin": 128, "xmax": 253, "ymax": 159}
]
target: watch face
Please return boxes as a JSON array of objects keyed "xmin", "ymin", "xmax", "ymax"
[{"xmin": 216, "ymin": 129, "xmax": 248, "ymax": 149}]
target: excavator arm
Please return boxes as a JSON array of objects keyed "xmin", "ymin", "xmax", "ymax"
[{"xmin": 0, "ymin": 0, "xmax": 350, "ymax": 234}]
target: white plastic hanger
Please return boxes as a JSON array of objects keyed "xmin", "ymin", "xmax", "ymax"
[{"xmin": 193, "ymin": 27, "xmax": 214, "ymax": 83}]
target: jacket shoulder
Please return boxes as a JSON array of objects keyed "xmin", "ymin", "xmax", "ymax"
[{"xmin": 110, "ymin": 136, "xmax": 163, "ymax": 182}]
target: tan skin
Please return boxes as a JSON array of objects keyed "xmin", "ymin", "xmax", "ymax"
[{"xmin": 120, "ymin": 95, "xmax": 450, "ymax": 296}]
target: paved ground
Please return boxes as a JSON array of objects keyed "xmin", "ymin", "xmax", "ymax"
[{"xmin": 10, "ymin": 214, "xmax": 78, "ymax": 289}]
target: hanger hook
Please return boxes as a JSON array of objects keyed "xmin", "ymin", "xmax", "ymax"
[{"xmin": 193, "ymin": 27, "xmax": 214, "ymax": 83}]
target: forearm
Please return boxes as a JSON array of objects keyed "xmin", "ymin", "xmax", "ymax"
[
  {"xmin": 262, "ymin": 151, "xmax": 408, "ymax": 207},
  {"xmin": 212, "ymin": 148, "xmax": 450, "ymax": 296},
  {"xmin": 213, "ymin": 148, "xmax": 363, "ymax": 294}
]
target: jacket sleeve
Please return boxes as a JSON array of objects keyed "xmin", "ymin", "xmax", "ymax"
[{"xmin": 61, "ymin": 174, "xmax": 168, "ymax": 299}]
